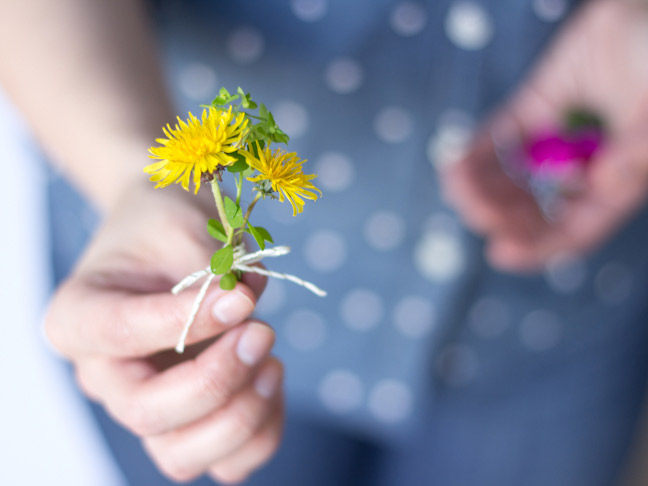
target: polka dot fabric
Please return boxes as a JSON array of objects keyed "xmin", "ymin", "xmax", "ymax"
[{"xmin": 52, "ymin": 0, "xmax": 648, "ymax": 484}]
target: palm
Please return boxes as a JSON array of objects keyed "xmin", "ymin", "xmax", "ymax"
[{"xmin": 443, "ymin": 0, "xmax": 648, "ymax": 271}]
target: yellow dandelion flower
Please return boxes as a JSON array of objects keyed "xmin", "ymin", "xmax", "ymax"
[
  {"xmin": 241, "ymin": 143, "xmax": 321, "ymax": 216},
  {"xmin": 144, "ymin": 106, "xmax": 248, "ymax": 193}
]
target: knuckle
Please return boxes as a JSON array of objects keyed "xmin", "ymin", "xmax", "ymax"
[
  {"xmin": 122, "ymin": 397, "xmax": 166, "ymax": 436},
  {"xmin": 256, "ymin": 424, "xmax": 282, "ymax": 460},
  {"xmin": 198, "ymin": 363, "xmax": 232, "ymax": 408},
  {"xmin": 74, "ymin": 366, "xmax": 100, "ymax": 401},
  {"xmin": 226, "ymin": 405, "xmax": 259, "ymax": 442},
  {"xmin": 110, "ymin": 305, "xmax": 138, "ymax": 355},
  {"xmin": 144, "ymin": 438, "xmax": 199, "ymax": 483},
  {"xmin": 210, "ymin": 467, "xmax": 251, "ymax": 485},
  {"xmin": 43, "ymin": 292, "xmax": 71, "ymax": 356},
  {"xmin": 157, "ymin": 455, "xmax": 198, "ymax": 484}
]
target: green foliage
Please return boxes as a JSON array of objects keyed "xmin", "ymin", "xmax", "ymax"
[
  {"xmin": 210, "ymin": 87, "xmax": 289, "ymax": 147},
  {"xmin": 210, "ymin": 245, "xmax": 234, "ymax": 275},
  {"xmin": 565, "ymin": 108, "xmax": 605, "ymax": 133},
  {"xmin": 211, "ymin": 87, "xmax": 239, "ymax": 107},
  {"xmin": 227, "ymin": 152, "xmax": 250, "ymax": 173},
  {"xmin": 246, "ymin": 224, "xmax": 274, "ymax": 250},
  {"xmin": 224, "ymin": 196, "xmax": 245, "ymax": 228},
  {"xmin": 207, "ymin": 218, "xmax": 227, "ymax": 242},
  {"xmin": 254, "ymin": 226, "xmax": 273, "ymax": 243},
  {"xmin": 204, "ymin": 87, "xmax": 317, "ymax": 289},
  {"xmin": 219, "ymin": 271, "xmax": 238, "ymax": 290}
]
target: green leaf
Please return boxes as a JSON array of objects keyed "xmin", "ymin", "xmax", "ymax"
[
  {"xmin": 211, "ymin": 96, "xmax": 226, "ymax": 106},
  {"xmin": 227, "ymin": 152, "xmax": 249, "ymax": 173},
  {"xmin": 254, "ymin": 226, "xmax": 274, "ymax": 243},
  {"xmin": 259, "ymin": 104, "xmax": 268, "ymax": 120},
  {"xmin": 207, "ymin": 218, "xmax": 227, "ymax": 242},
  {"xmin": 247, "ymin": 224, "xmax": 266, "ymax": 250},
  {"xmin": 210, "ymin": 246, "xmax": 234, "ymax": 275},
  {"xmin": 271, "ymin": 129, "xmax": 289, "ymax": 144},
  {"xmin": 224, "ymin": 197, "xmax": 245, "ymax": 228},
  {"xmin": 219, "ymin": 272, "xmax": 238, "ymax": 290},
  {"xmin": 246, "ymin": 225, "xmax": 274, "ymax": 251}
]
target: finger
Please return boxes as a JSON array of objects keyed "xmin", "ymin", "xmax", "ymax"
[
  {"xmin": 103, "ymin": 321, "xmax": 275, "ymax": 436},
  {"xmin": 443, "ymin": 130, "xmax": 549, "ymax": 236},
  {"xmin": 74, "ymin": 356, "xmax": 158, "ymax": 403},
  {"xmin": 208, "ymin": 401, "xmax": 284, "ymax": 485},
  {"xmin": 46, "ymin": 279, "xmax": 258, "ymax": 358},
  {"xmin": 143, "ymin": 358, "xmax": 283, "ymax": 483},
  {"xmin": 488, "ymin": 133, "xmax": 648, "ymax": 271}
]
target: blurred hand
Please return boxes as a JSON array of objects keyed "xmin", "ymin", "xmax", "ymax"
[
  {"xmin": 45, "ymin": 181, "xmax": 283, "ymax": 484},
  {"xmin": 442, "ymin": 0, "xmax": 648, "ymax": 272}
]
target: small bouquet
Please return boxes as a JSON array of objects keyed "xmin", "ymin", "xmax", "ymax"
[
  {"xmin": 144, "ymin": 87, "xmax": 326, "ymax": 353},
  {"xmin": 497, "ymin": 108, "xmax": 605, "ymax": 220}
]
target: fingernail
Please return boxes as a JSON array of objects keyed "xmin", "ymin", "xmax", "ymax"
[
  {"xmin": 236, "ymin": 322, "xmax": 274, "ymax": 366},
  {"xmin": 212, "ymin": 290, "xmax": 255, "ymax": 327},
  {"xmin": 254, "ymin": 363, "xmax": 281, "ymax": 399}
]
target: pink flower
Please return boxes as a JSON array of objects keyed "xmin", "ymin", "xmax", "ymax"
[{"xmin": 525, "ymin": 128, "xmax": 603, "ymax": 174}]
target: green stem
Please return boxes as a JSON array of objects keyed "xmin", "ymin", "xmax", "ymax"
[
  {"xmin": 236, "ymin": 192, "xmax": 263, "ymax": 247},
  {"xmin": 243, "ymin": 192, "xmax": 262, "ymax": 223},
  {"xmin": 235, "ymin": 172, "xmax": 243, "ymax": 206},
  {"xmin": 210, "ymin": 179, "xmax": 234, "ymax": 245}
]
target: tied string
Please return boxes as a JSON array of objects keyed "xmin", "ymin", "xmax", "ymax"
[{"xmin": 172, "ymin": 245, "xmax": 326, "ymax": 353}]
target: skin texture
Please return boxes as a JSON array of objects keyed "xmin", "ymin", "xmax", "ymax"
[
  {"xmin": 45, "ymin": 182, "xmax": 284, "ymax": 484},
  {"xmin": 0, "ymin": 0, "xmax": 285, "ymax": 481},
  {"xmin": 442, "ymin": 0, "xmax": 648, "ymax": 272}
]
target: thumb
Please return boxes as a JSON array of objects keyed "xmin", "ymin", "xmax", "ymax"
[{"xmin": 45, "ymin": 277, "xmax": 258, "ymax": 358}]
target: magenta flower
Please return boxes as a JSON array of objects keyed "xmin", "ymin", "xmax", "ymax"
[{"xmin": 525, "ymin": 128, "xmax": 603, "ymax": 174}]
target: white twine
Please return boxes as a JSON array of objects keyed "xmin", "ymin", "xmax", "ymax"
[
  {"xmin": 174, "ymin": 273, "xmax": 215, "ymax": 354},
  {"xmin": 172, "ymin": 245, "xmax": 326, "ymax": 353}
]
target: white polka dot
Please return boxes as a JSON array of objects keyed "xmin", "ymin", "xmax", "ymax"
[
  {"xmin": 413, "ymin": 229, "xmax": 465, "ymax": 282},
  {"xmin": 273, "ymin": 101, "xmax": 309, "ymax": 139},
  {"xmin": 255, "ymin": 279, "xmax": 286, "ymax": 315},
  {"xmin": 427, "ymin": 110, "xmax": 474, "ymax": 169},
  {"xmin": 533, "ymin": 0, "xmax": 567, "ymax": 22},
  {"xmin": 374, "ymin": 107, "xmax": 413, "ymax": 144},
  {"xmin": 178, "ymin": 63, "xmax": 218, "ymax": 101},
  {"xmin": 325, "ymin": 58, "xmax": 364, "ymax": 94},
  {"xmin": 436, "ymin": 344, "xmax": 479, "ymax": 386},
  {"xmin": 290, "ymin": 0, "xmax": 328, "ymax": 22},
  {"xmin": 595, "ymin": 263, "xmax": 633, "ymax": 305},
  {"xmin": 304, "ymin": 230, "xmax": 347, "ymax": 272},
  {"xmin": 368, "ymin": 380, "xmax": 413, "ymax": 423},
  {"xmin": 314, "ymin": 152, "xmax": 355, "ymax": 192},
  {"xmin": 227, "ymin": 27, "xmax": 265, "ymax": 64},
  {"xmin": 363, "ymin": 211, "xmax": 406, "ymax": 251},
  {"xmin": 544, "ymin": 253, "xmax": 587, "ymax": 294},
  {"xmin": 390, "ymin": 2, "xmax": 427, "ymax": 37},
  {"xmin": 284, "ymin": 309, "xmax": 327, "ymax": 350},
  {"xmin": 341, "ymin": 289, "xmax": 384, "ymax": 331},
  {"xmin": 318, "ymin": 370, "xmax": 364, "ymax": 413},
  {"xmin": 519, "ymin": 310, "xmax": 561, "ymax": 351},
  {"xmin": 468, "ymin": 297, "xmax": 509, "ymax": 338},
  {"xmin": 445, "ymin": 2, "xmax": 493, "ymax": 51},
  {"xmin": 393, "ymin": 296, "xmax": 436, "ymax": 338}
]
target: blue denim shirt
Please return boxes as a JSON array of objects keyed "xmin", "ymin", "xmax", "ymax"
[{"xmin": 49, "ymin": 1, "xmax": 648, "ymax": 484}]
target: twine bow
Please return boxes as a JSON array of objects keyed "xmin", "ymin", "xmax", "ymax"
[{"xmin": 172, "ymin": 245, "xmax": 326, "ymax": 353}]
